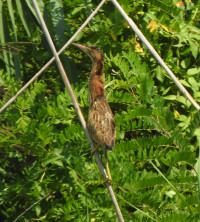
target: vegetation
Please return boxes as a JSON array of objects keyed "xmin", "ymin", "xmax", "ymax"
[{"xmin": 0, "ymin": 0, "xmax": 200, "ymax": 221}]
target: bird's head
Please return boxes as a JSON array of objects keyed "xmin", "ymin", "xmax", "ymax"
[{"xmin": 72, "ymin": 43, "xmax": 103, "ymax": 62}]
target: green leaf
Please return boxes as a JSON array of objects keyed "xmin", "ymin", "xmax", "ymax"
[
  {"xmin": 176, "ymin": 96, "xmax": 191, "ymax": 107},
  {"xmin": 0, "ymin": 1, "xmax": 11, "ymax": 75},
  {"xmin": 35, "ymin": 205, "xmax": 41, "ymax": 216},
  {"xmin": 179, "ymin": 79, "xmax": 190, "ymax": 88},
  {"xmin": 189, "ymin": 40, "xmax": 198, "ymax": 59},
  {"xmin": 194, "ymin": 128, "xmax": 200, "ymax": 137},
  {"xmin": 162, "ymin": 86, "xmax": 171, "ymax": 95},
  {"xmin": 16, "ymin": 0, "xmax": 31, "ymax": 36},
  {"xmin": 24, "ymin": 0, "xmax": 44, "ymax": 24},
  {"xmin": 165, "ymin": 190, "xmax": 176, "ymax": 198},
  {"xmin": 194, "ymin": 92, "xmax": 200, "ymax": 100},
  {"xmin": 50, "ymin": 0, "xmax": 66, "ymax": 46},
  {"xmin": 7, "ymin": 0, "xmax": 17, "ymax": 39},
  {"xmin": 187, "ymin": 67, "xmax": 200, "ymax": 75},
  {"xmin": 71, "ymin": 6, "xmax": 85, "ymax": 15},
  {"xmin": 155, "ymin": 65, "xmax": 165, "ymax": 82},
  {"xmin": 164, "ymin": 95, "xmax": 177, "ymax": 100},
  {"xmin": 42, "ymin": 155, "xmax": 64, "ymax": 167},
  {"xmin": 180, "ymin": 58, "xmax": 191, "ymax": 69},
  {"xmin": 16, "ymin": 116, "xmax": 31, "ymax": 128},
  {"xmin": 188, "ymin": 77, "xmax": 199, "ymax": 92}
]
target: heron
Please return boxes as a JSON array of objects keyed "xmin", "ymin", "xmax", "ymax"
[{"xmin": 72, "ymin": 43, "xmax": 116, "ymax": 181}]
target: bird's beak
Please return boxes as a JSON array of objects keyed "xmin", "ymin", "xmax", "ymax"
[{"xmin": 72, "ymin": 43, "xmax": 87, "ymax": 53}]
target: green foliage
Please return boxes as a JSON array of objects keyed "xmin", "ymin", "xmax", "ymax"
[
  {"xmin": 0, "ymin": 0, "xmax": 77, "ymax": 83},
  {"xmin": 0, "ymin": 0, "xmax": 200, "ymax": 221}
]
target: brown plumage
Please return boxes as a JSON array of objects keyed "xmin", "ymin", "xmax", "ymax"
[{"xmin": 72, "ymin": 43, "xmax": 116, "ymax": 180}]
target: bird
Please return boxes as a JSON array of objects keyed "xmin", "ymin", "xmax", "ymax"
[{"xmin": 72, "ymin": 43, "xmax": 116, "ymax": 181}]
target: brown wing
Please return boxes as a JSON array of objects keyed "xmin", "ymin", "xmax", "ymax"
[{"xmin": 87, "ymin": 96, "xmax": 116, "ymax": 151}]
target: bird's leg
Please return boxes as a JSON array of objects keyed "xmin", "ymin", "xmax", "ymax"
[
  {"xmin": 91, "ymin": 146, "xmax": 99, "ymax": 155},
  {"xmin": 103, "ymin": 149, "xmax": 112, "ymax": 182}
]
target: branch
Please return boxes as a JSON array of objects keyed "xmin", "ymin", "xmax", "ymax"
[
  {"xmin": 13, "ymin": 193, "xmax": 51, "ymax": 222},
  {"xmin": 32, "ymin": 0, "xmax": 124, "ymax": 222}
]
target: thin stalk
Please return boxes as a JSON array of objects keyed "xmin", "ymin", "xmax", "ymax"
[
  {"xmin": 117, "ymin": 195, "xmax": 157, "ymax": 221},
  {"xmin": 13, "ymin": 193, "xmax": 51, "ymax": 222},
  {"xmin": 32, "ymin": 1, "xmax": 124, "ymax": 221},
  {"xmin": 111, "ymin": 0, "xmax": 200, "ymax": 111}
]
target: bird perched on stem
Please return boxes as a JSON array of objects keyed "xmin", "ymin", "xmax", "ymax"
[{"xmin": 72, "ymin": 43, "xmax": 116, "ymax": 181}]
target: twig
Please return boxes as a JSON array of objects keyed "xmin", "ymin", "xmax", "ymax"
[
  {"xmin": 13, "ymin": 193, "xmax": 51, "ymax": 222},
  {"xmin": 0, "ymin": 0, "xmax": 107, "ymax": 114},
  {"xmin": 117, "ymin": 195, "xmax": 157, "ymax": 221},
  {"xmin": 111, "ymin": 0, "xmax": 200, "ymax": 111},
  {"xmin": 32, "ymin": 1, "xmax": 124, "ymax": 222}
]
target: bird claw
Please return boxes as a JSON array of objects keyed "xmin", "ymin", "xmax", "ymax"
[{"xmin": 103, "ymin": 176, "xmax": 112, "ymax": 186}]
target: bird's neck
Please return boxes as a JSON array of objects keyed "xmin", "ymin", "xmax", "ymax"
[{"xmin": 88, "ymin": 59, "xmax": 105, "ymax": 107}]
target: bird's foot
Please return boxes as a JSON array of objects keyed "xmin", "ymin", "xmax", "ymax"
[
  {"xmin": 103, "ymin": 176, "xmax": 112, "ymax": 186},
  {"xmin": 105, "ymin": 158, "xmax": 112, "ymax": 182}
]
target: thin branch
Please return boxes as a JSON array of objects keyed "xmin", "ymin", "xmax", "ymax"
[
  {"xmin": 0, "ymin": 0, "xmax": 107, "ymax": 114},
  {"xmin": 13, "ymin": 193, "xmax": 51, "ymax": 222},
  {"xmin": 111, "ymin": 0, "xmax": 200, "ymax": 111},
  {"xmin": 117, "ymin": 195, "xmax": 157, "ymax": 221},
  {"xmin": 32, "ymin": 1, "xmax": 124, "ymax": 222}
]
